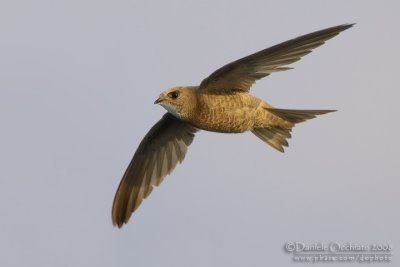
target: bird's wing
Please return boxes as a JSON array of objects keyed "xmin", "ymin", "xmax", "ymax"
[
  {"xmin": 112, "ymin": 113, "xmax": 197, "ymax": 227},
  {"xmin": 198, "ymin": 24, "xmax": 353, "ymax": 94}
]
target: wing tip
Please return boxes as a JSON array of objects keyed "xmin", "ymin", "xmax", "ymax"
[
  {"xmin": 336, "ymin": 23, "xmax": 356, "ymax": 32},
  {"xmin": 112, "ymin": 208, "xmax": 131, "ymax": 228},
  {"xmin": 112, "ymin": 221, "xmax": 124, "ymax": 228},
  {"xmin": 112, "ymin": 208, "xmax": 126, "ymax": 228}
]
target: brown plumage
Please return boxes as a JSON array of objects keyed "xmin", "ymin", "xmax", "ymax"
[{"xmin": 112, "ymin": 24, "xmax": 353, "ymax": 227}]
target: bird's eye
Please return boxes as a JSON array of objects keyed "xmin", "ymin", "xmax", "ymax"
[{"xmin": 169, "ymin": 91, "xmax": 180, "ymax": 99}]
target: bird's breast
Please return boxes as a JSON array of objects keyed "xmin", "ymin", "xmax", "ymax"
[{"xmin": 189, "ymin": 93, "xmax": 261, "ymax": 133}]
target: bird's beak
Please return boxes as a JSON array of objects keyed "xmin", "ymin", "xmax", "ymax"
[{"xmin": 154, "ymin": 97, "xmax": 162, "ymax": 104}]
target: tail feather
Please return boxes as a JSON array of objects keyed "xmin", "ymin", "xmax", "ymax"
[
  {"xmin": 265, "ymin": 108, "xmax": 336, "ymax": 123},
  {"xmin": 252, "ymin": 126, "xmax": 292, "ymax": 152},
  {"xmin": 252, "ymin": 108, "xmax": 335, "ymax": 152}
]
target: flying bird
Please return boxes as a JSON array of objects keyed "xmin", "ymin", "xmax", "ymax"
[{"xmin": 112, "ymin": 24, "xmax": 353, "ymax": 227}]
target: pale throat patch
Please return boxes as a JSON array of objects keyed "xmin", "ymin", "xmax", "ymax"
[{"xmin": 161, "ymin": 103, "xmax": 181, "ymax": 119}]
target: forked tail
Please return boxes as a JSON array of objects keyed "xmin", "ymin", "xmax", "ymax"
[{"xmin": 252, "ymin": 108, "xmax": 336, "ymax": 152}]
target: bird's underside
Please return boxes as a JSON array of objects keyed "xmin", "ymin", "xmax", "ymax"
[
  {"xmin": 112, "ymin": 23, "xmax": 353, "ymax": 227},
  {"xmin": 187, "ymin": 92, "xmax": 334, "ymax": 134}
]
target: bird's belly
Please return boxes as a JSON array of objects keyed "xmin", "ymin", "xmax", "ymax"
[{"xmin": 192, "ymin": 107, "xmax": 255, "ymax": 133}]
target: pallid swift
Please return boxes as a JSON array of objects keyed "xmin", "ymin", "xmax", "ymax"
[{"xmin": 112, "ymin": 24, "xmax": 353, "ymax": 227}]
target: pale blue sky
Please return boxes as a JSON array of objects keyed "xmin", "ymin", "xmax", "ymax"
[{"xmin": 1, "ymin": 1, "xmax": 399, "ymax": 266}]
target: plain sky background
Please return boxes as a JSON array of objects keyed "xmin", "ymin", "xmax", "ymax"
[{"xmin": 1, "ymin": 1, "xmax": 399, "ymax": 266}]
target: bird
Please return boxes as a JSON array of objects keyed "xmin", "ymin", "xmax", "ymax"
[{"xmin": 112, "ymin": 23, "xmax": 353, "ymax": 227}]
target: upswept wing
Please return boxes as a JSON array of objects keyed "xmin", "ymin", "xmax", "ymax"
[{"xmin": 199, "ymin": 24, "xmax": 353, "ymax": 94}]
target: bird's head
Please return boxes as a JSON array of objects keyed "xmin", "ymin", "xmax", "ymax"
[{"xmin": 154, "ymin": 86, "xmax": 198, "ymax": 120}]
